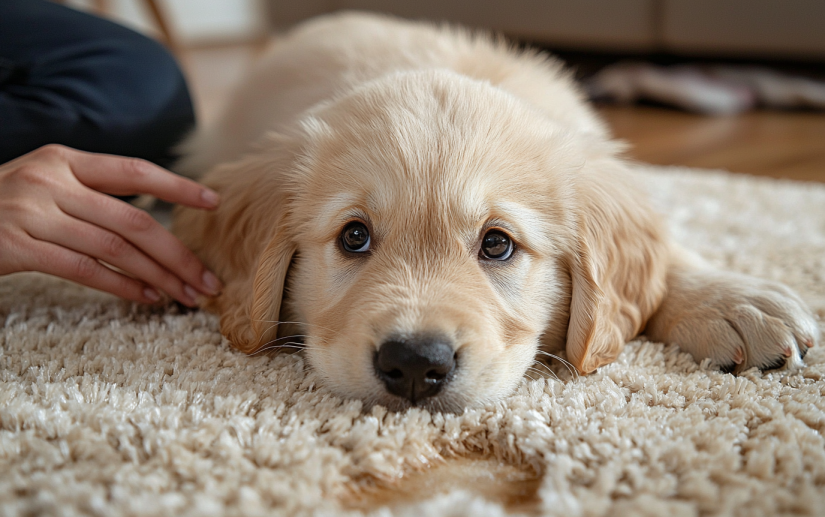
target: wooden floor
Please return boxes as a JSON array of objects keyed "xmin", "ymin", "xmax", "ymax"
[
  {"xmin": 180, "ymin": 45, "xmax": 825, "ymax": 184},
  {"xmin": 599, "ymin": 105, "xmax": 825, "ymax": 183}
]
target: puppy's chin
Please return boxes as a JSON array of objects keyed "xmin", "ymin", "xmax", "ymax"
[
  {"xmin": 303, "ymin": 336, "xmax": 539, "ymax": 414},
  {"xmin": 366, "ymin": 391, "xmax": 471, "ymax": 414}
]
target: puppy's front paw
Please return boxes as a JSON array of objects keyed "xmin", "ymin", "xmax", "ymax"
[{"xmin": 646, "ymin": 270, "xmax": 819, "ymax": 373}]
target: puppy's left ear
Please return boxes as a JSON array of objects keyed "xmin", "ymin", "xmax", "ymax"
[{"xmin": 564, "ymin": 158, "xmax": 669, "ymax": 373}]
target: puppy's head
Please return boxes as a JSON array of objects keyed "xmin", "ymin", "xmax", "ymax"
[{"xmin": 203, "ymin": 70, "xmax": 666, "ymax": 411}]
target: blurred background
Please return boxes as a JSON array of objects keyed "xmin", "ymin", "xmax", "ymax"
[{"xmin": 66, "ymin": 0, "xmax": 825, "ymax": 182}]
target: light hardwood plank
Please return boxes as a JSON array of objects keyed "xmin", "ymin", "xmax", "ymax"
[{"xmin": 599, "ymin": 105, "xmax": 825, "ymax": 183}]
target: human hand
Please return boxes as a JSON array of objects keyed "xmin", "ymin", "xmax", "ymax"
[{"xmin": 0, "ymin": 144, "xmax": 222, "ymax": 306}]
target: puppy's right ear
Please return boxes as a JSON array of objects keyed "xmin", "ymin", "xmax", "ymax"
[
  {"xmin": 174, "ymin": 131, "xmax": 306, "ymax": 355},
  {"xmin": 220, "ymin": 226, "xmax": 296, "ymax": 354}
]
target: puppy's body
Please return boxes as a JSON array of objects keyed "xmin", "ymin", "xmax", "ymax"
[
  {"xmin": 175, "ymin": 13, "xmax": 817, "ymax": 411},
  {"xmin": 176, "ymin": 13, "xmax": 605, "ymax": 175}
]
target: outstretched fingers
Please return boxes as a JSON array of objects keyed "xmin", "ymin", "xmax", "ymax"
[
  {"xmin": 58, "ymin": 190, "xmax": 222, "ymax": 299},
  {"xmin": 26, "ymin": 238, "xmax": 162, "ymax": 304},
  {"xmin": 63, "ymin": 148, "xmax": 220, "ymax": 209},
  {"xmin": 29, "ymin": 209, "xmax": 200, "ymax": 306}
]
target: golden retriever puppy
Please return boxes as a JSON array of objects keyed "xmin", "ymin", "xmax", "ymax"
[{"xmin": 173, "ymin": 12, "xmax": 818, "ymax": 411}]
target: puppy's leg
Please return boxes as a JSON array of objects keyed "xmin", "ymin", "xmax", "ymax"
[{"xmin": 645, "ymin": 247, "xmax": 819, "ymax": 373}]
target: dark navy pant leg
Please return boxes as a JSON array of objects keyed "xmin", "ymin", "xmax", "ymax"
[{"xmin": 0, "ymin": 0, "xmax": 195, "ymax": 166}]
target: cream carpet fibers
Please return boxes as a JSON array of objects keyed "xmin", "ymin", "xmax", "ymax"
[{"xmin": 2, "ymin": 166, "xmax": 825, "ymax": 517}]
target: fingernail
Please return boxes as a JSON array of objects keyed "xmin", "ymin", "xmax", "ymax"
[
  {"xmin": 202, "ymin": 270, "xmax": 222, "ymax": 295},
  {"xmin": 144, "ymin": 287, "xmax": 161, "ymax": 302},
  {"xmin": 201, "ymin": 189, "xmax": 220, "ymax": 208},
  {"xmin": 183, "ymin": 284, "xmax": 199, "ymax": 305}
]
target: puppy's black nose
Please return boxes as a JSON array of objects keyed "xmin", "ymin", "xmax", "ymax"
[{"xmin": 374, "ymin": 335, "xmax": 456, "ymax": 404}]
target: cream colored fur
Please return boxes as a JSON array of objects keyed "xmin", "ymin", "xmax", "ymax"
[{"xmin": 173, "ymin": 12, "xmax": 817, "ymax": 411}]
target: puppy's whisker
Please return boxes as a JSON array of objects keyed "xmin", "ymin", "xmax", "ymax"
[
  {"xmin": 262, "ymin": 335, "xmax": 328, "ymax": 350},
  {"xmin": 525, "ymin": 366, "xmax": 545, "ymax": 377},
  {"xmin": 256, "ymin": 333, "xmax": 311, "ymax": 348},
  {"xmin": 250, "ymin": 342, "xmax": 306, "ymax": 355},
  {"xmin": 255, "ymin": 340, "xmax": 312, "ymax": 352},
  {"xmin": 524, "ymin": 370, "xmax": 540, "ymax": 383},
  {"xmin": 532, "ymin": 358, "xmax": 560, "ymax": 377},
  {"xmin": 248, "ymin": 319, "xmax": 332, "ymax": 348},
  {"xmin": 250, "ymin": 319, "xmax": 337, "ymax": 334},
  {"xmin": 535, "ymin": 350, "xmax": 580, "ymax": 381},
  {"xmin": 249, "ymin": 345, "xmax": 303, "ymax": 357},
  {"xmin": 250, "ymin": 341, "xmax": 325, "ymax": 356},
  {"xmin": 250, "ymin": 319, "xmax": 337, "ymax": 347},
  {"xmin": 525, "ymin": 366, "xmax": 558, "ymax": 383},
  {"xmin": 250, "ymin": 334, "xmax": 332, "ymax": 356},
  {"xmin": 531, "ymin": 360, "xmax": 561, "ymax": 382}
]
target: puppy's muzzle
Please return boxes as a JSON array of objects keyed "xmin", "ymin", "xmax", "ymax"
[{"xmin": 374, "ymin": 334, "xmax": 457, "ymax": 404}]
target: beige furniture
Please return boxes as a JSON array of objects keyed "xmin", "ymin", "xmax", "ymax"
[{"xmin": 267, "ymin": 0, "xmax": 825, "ymax": 60}]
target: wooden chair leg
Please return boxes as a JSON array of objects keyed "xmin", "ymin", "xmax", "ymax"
[
  {"xmin": 54, "ymin": 0, "xmax": 176, "ymax": 48},
  {"xmin": 143, "ymin": 0, "xmax": 176, "ymax": 48}
]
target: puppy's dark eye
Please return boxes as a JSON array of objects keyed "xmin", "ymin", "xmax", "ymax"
[
  {"xmin": 480, "ymin": 230, "xmax": 514, "ymax": 260},
  {"xmin": 341, "ymin": 221, "xmax": 370, "ymax": 253}
]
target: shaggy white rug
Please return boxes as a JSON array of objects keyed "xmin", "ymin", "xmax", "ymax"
[{"xmin": 2, "ymin": 165, "xmax": 824, "ymax": 517}]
